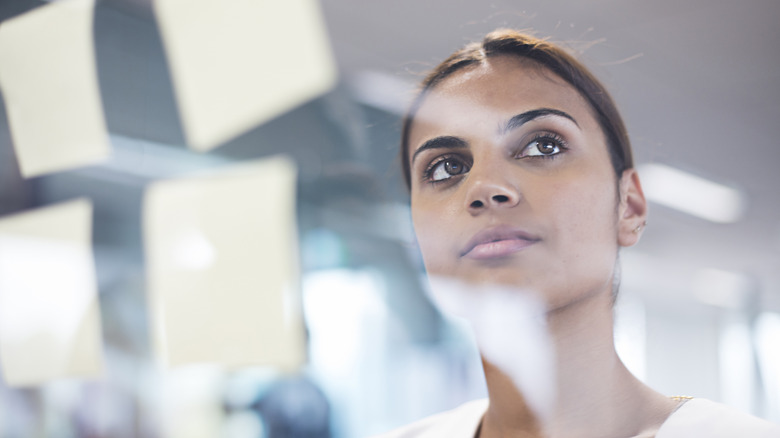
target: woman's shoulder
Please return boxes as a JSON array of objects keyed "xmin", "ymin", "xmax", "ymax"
[
  {"xmin": 657, "ymin": 398, "xmax": 780, "ymax": 438},
  {"xmin": 371, "ymin": 397, "xmax": 780, "ymax": 437},
  {"xmin": 371, "ymin": 399, "xmax": 488, "ymax": 438}
]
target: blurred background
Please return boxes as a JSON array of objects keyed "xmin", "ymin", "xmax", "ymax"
[{"xmin": 0, "ymin": 0, "xmax": 778, "ymax": 436}]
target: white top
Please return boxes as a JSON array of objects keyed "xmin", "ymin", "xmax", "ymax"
[{"xmin": 373, "ymin": 398, "xmax": 780, "ymax": 438}]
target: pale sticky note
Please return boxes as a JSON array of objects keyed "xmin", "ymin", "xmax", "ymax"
[
  {"xmin": 0, "ymin": 0, "xmax": 110, "ymax": 178},
  {"xmin": 144, "ymin": 156, "xmax": 304, "ymax": 369},
  {"xmin": 154, "ymin": 0, "xmax": 337, "ymax": 151},
  {"xmin": 0, "ymin": 199, "xmax": 104, "ymax": 386},
  {"xmin": 156, "ymin": 366, "xmax": 225, "ymax": 438}
]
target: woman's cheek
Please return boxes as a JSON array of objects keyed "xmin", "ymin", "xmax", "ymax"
[
  {"xmin": 557, "ymin": 183, "xmax": 619, "ymax": 277},
  {"xmin": 413, "ymin": 209, "xmax": 449, "ymax": 273}
]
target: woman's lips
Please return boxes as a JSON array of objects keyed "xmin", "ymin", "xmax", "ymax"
[{"xmin": 461, "ymin": 226, "xmax": 540, "ymax": 260}]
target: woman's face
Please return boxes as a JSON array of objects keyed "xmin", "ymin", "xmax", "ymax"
[{"xmin": 408, "ymin": 56, "xmax": 645, "ymax": 309}]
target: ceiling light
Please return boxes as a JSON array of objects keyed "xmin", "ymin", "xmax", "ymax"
[
  {"xmin": 692, "ymin": 268, "xmax": 751, "ymax": 309},
  {"xmin": 638, "ymin": 163, "xmax": 745, "ymax": 223},
  {"xmin": 347, "ymin": 71, "xmax": 413, "ymax": 115}
]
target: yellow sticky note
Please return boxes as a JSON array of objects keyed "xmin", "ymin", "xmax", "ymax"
[
  {"xmin": 0, "ymin": 0, "xmax": 110, "ymax": 178},
  {"xmin": 0, "ymin": 199, "xmax": 104, "ymax": 386},
  {"xmin": 144, "ymin": 156, "xmax": 304, "ymax": 369},
  {"xmin": 154, "ymin": 0, "xmax": 337, "ymax": 151}
]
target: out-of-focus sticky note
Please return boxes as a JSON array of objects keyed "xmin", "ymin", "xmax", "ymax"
[
  {"xmin": 144, "ymin": 156, "xmax": 304, "ymax": 369},
  {"xmin": 0, "ymin": 199, "xmax": 104, "ymax": 386},
  {"xmin": 0, "ymin": 0, "xmax": 110, "ymax": 178},
  {"xmin": 154, "ymin": 0, "xmax": 337, "ymax": 151},
  {"xmin": 156, "ymin": 366, "xmax": 225, "ymax": 438}
]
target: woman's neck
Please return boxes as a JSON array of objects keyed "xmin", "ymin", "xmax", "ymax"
[{"xmin": 479, "ymin": 291, "xmax": 679, "ymax": 438}]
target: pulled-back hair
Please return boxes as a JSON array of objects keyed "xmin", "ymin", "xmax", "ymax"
[{"xmin": 401, "ymin": 29, "xmax": 633, "ymax": 188}]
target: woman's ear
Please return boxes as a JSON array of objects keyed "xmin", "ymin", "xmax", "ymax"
[{"xmin": 617, "ymin": 168, "xmax": 648, "ymax": 247}]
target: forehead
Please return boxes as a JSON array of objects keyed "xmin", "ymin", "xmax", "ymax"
[{"xmin": 409, "ymin": 56, "xmax": 598, "ymax": 146}]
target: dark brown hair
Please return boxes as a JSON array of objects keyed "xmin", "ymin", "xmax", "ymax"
[{"xmin": 401, "ymin": 29, "xmax": 633, "ymax": 188}]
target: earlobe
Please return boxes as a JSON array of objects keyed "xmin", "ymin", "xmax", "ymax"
[{"xmin": 617, "ymin": 168, "xmax": 648, "ymax": 247}]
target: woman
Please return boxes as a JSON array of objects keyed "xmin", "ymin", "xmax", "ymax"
[{"xmin": 377, "ymin": 30, "xmax": 780, "ymax": 437}]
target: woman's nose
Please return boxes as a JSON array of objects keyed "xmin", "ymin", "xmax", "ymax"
[{"xmin": 464, "ymin": 165, "xmax": 521, "ymax": 213}]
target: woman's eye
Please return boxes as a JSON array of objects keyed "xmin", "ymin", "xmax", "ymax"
[
  {"xmin": 430, "ymin": 158, "xmax": 469, "ymax": 181},
  {"xmin": 521, "ymin": 136, "xmax": 565, "ymax": 157}
]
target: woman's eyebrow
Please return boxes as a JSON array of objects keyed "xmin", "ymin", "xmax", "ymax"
[
  {"xmin": 411, "ymin": 136, "xmax": 468, "ymax": 165},
  {"xmin": 502, "ymin": 108, "xmax": 579, "ymax": 134}
]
